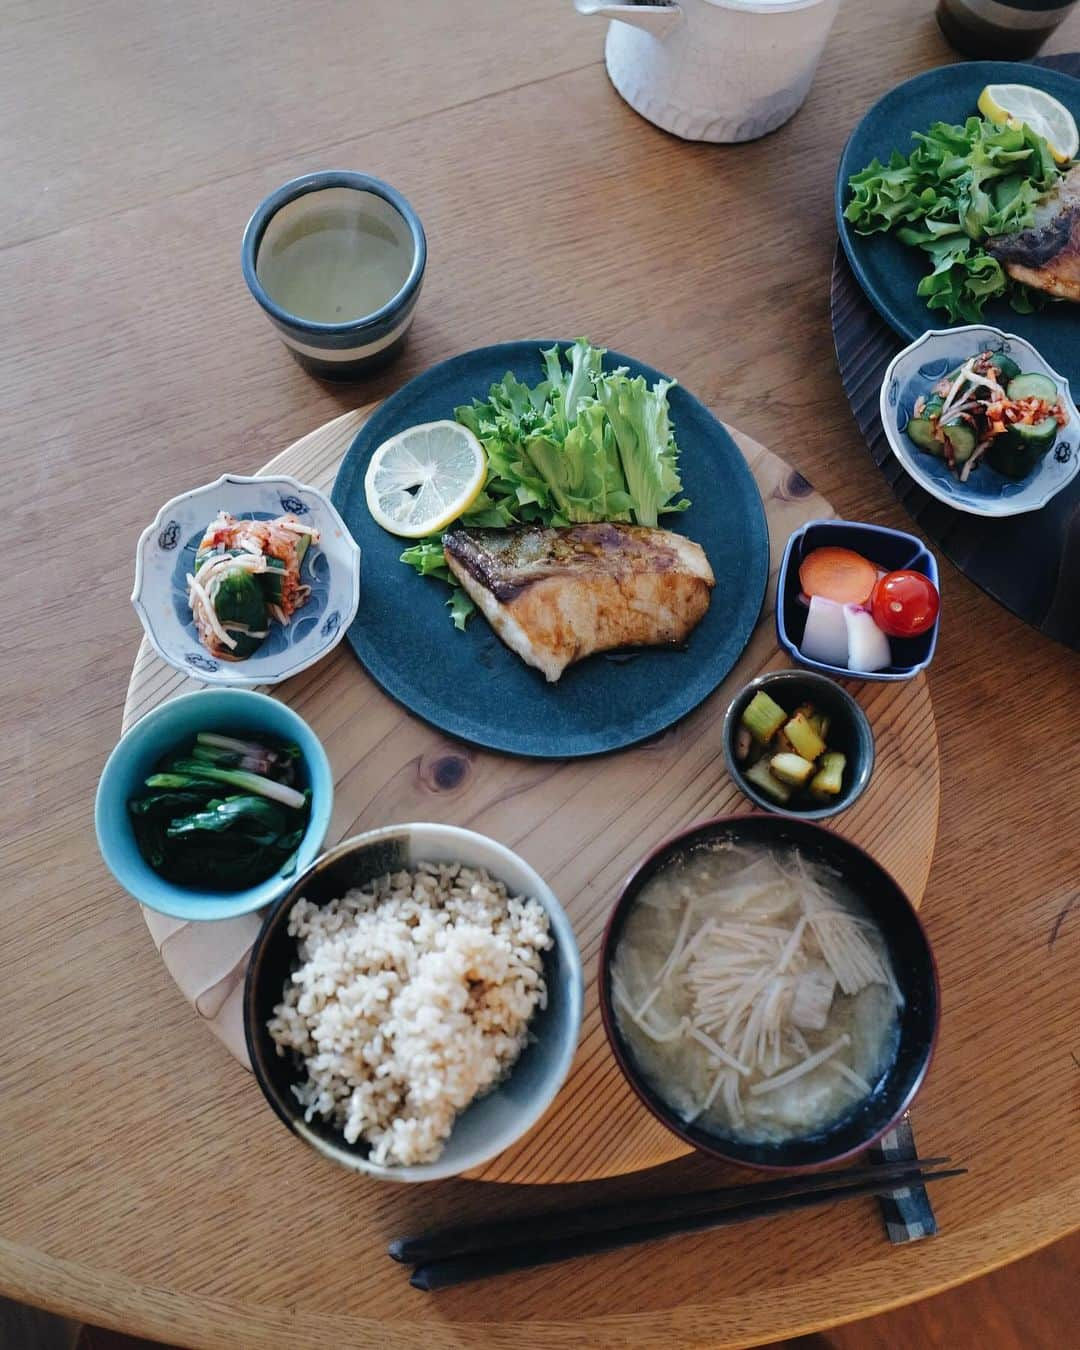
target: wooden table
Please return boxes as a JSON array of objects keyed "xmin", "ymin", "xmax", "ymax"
[{"xmin": 2, "ymin": 1, "xmax": 1078, "ymax": 1345}]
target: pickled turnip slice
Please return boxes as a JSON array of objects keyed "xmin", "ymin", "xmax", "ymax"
[
  {"xmin": 800, "ymin": 595, "xmax": 849, "ymax": 666},
  {"xmin": 843, "ymin": 605, "xmax": 891, "ymax": 673}
]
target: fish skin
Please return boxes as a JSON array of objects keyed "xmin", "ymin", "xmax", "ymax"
[
  {"xmin": 989, "ymin": 164, "xmax": 1080, "ymax": 301},
  {"xmin": 443, "ymin": 522, "xmax": 715, "ymax": 682}
]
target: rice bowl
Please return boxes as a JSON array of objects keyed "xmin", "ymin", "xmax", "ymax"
[
  {"xmin": 244, "ymin": 824, "xmax": 584, "ymax": 1181},
  {"xmin": 268, "ymin": 863, "xmax": 552, "ymax": 1167}
]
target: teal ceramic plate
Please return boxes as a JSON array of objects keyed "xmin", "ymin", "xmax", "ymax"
[
  {"xmin": 836, "ymin": 61, "xmax": 1080, "ymax": 381},
  {"xmin": 332, "ymin": 341, "xmax": 769, "ymax": 758}
]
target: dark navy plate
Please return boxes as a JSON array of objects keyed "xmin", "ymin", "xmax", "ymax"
[
  {"xmin": 836, "ymin": 61, "xmax": 1080, "ymax": 381},
  {"xmin": 331, "ymin": 341, "xmax": 769, "ymax": 758}
]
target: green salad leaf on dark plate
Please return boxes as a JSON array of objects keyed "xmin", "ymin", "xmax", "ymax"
[
  {"xmin": 845, "ymin": 115, "xmax": 1063, "ymax": 322},
  {"xmin": 400, "ymin": 339, "xmax": 690, "ymax": 628}
]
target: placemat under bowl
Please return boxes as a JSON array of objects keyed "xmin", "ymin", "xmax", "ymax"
[
  {"xmin": 830, "ymin": 52, "xmax": 1080, "ymax": 652},
  {"xmin": 121, "ymin": 408, "xmax": 940, "ymax": 1184}
]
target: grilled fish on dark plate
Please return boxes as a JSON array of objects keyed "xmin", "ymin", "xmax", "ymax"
[
  {"xmin": 443, "ymin": 523, "xmax": 715, "ymax": 682},
  {"xmin": 990, "ymin": 164, "xmax": 1080, "ymax": 301}
]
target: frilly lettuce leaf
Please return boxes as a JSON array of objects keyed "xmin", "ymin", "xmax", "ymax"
[
  {"xmin": 446, "ymin": 588, "xmax": 476, "ymax": 631},
  {"xmin": 404, "ymin": 340, "xmax": 691, "ymax": 624},
  {"xmin": 594, "ymin": 372, "xmax": 688, "ymax": 529},
  {"xmin": 845, "ymin": 115, "xmax": 1064, "ymax": 320}
]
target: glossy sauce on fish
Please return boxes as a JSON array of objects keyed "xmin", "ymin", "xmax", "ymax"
[{"xmin": 443, "ymin": 523, "xmax": 715, "ymax": 682}]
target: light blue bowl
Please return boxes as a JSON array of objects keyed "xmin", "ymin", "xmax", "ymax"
[
  {"xmin": 95, "ymin": 689, "xmax": 333, "ymax": 921},
  {"xmin": 880, "ymin": 325, "xmax": 1080, "ymax": 517}
]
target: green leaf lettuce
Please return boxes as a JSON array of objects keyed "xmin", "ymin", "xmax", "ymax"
[
  {"xmin": 401, "ymin": 340, "xmax": 691, "ymax": 624},
  {"xmin": 845, "ymin": 115, "xmax": 1065, "ymax": 322}
]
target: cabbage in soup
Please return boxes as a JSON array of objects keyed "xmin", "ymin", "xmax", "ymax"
[{"xmin": 611, "ymin": 843, "xmax": 901, "ymax": 1144}]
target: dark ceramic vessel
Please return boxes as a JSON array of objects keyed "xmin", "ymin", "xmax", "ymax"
[
  {"xmin": 599, "ymin": 814, "xmax": 939, "ymax": 1172},
  {"xmin": 722, "ymin": 668, "xmax": 875, "ymax": 820},
  {"xmin": 330, "ymin": 340, "xmax": 770, "ymax": 757},
  {"xmin": 835, "ymin": 59, "xmax": 1080, "ymax": 382},
  {"xmin": 244, "ymin": 824, "xmax": 583, "ymax": 1181},
  {"xmin": 241, "ymin": 171, "xmax": 426, "ymax": 380}
]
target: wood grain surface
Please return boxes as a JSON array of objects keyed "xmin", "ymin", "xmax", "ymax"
[
  {"xmin": 2, "ymin": 0, "xmax": 1079, "ymax": 1345},
  {"xmin": 122, "ymin": 408, "xmax": 939, "ymax": 1185}
]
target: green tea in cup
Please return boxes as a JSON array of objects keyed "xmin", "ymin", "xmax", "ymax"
[
  {"xmin": 255, "ymin": 190, "xmax": 413, "ymax": 324},
  {"xmin": 241, "ymin": 172, "xmax": 426, "ymax": 379}
]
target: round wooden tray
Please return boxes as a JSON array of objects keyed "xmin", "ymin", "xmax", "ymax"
[
  {"xmin": 122, "ymin": 408, "xmax": 940, "ymax": 1185},
  {"xmin": 830, "ymin": 51, "xmax": 1080, "ymax": 652}
]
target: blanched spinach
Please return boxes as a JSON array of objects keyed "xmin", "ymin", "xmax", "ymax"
[{"xmin": 127, "ymin": 732, "xmax": 311, "ymax": 890}]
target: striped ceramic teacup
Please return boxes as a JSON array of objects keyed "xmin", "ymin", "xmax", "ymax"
[{"xmin": 241, "ymin": 171, "xmax": 426, "ymax": 380}]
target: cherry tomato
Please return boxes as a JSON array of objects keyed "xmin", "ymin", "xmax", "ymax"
[{"xmin": 870, "ymin": 570, "xmax": 940, "ymax": 638}]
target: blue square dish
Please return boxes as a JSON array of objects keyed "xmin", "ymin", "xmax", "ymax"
[{"xmin": 776, "ymin": 520, "xmax": 940, "ymax": 682}]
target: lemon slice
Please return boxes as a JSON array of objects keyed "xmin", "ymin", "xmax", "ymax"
[
  {"xmin": 978, "ymin": 83, "xmax": 1078, "ymax": 164},
  {"xmin": 364, "ymin": 420, "xmax": 487, "ymax": 538}
]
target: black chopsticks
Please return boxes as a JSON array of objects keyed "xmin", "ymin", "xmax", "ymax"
[{"xmin": 390, "ymin": 1157, "xmax": 965, "ymax": 1291}]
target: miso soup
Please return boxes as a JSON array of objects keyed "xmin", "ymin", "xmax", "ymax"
[{"xmin": 611, "ymin": 843, "xmax": 901, "ymax": 1144}]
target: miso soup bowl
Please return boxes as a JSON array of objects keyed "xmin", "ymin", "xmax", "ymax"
[
  {"xmin": 599, "ymin": 814, "xmax": 939, "ymax": 1172},
  {"xmin": 241, "ymin": 170, "xmax": 426, "ymax": 380}
]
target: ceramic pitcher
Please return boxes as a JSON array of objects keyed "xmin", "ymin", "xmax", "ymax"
[{"xmin": 575, "ymin": 0, "xmax": 841, "ymax": 143}]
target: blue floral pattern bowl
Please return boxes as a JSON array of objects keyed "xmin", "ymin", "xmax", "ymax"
[
  {"xmin": 132, "ymin": 473, "xmax": 361, "ymax": 687},
  {"xmin": 880, "ymin": 325, "xmax": 1080, "ymax": 518}
]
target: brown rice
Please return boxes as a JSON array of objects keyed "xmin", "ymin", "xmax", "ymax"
[{"xmin": 267, "ymin": 862, "xmax": 551, "ymax": 1166}]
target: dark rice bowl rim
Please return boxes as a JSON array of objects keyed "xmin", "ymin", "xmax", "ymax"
[{"xmin": 598, "ymin": 812, "xmax": 940, "ymax": 1172}]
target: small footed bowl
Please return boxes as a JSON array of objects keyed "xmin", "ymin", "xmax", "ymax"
[
  {"xmin": 132, "ymin": 472, "xmax": 361, "ymax": 687},
  {"xmin": 723, "ymin": 669, "xmax": 874, "ymax": 820},
  {"xmin": 243, "ymin": 824, "xmax": 585, "ymax": 1182},
  {"xmin": 880, "ymin": 325, "xmax": 1080, "ymax": 517},
  {"xmin": 599, "ymin": 814, "xmax": 939, "ymax": 1172},
  {"xmin": 95, "ymin": 689, "xmax": 333, "ymax": 921}
]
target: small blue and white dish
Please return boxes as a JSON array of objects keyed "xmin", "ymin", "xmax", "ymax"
[
  {"xmin": 777, "ymin": 520, "xmax": 940, "ymax": 682},
  {"xmin": 880, "ymin": 326, "xmax": 1080, "ymax": 518},
  {"xmin": 241, "ymin": 171, "xmax": 426, "ymax": 380},
  {"xmin": 132, "ymin": 472, "xmax": 361, "ymax": 688},
  {"xmin": 95, "ymin": 688, "xmax": 333, "ymax": 921}
]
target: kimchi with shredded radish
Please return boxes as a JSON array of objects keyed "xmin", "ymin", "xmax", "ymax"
[
  {"xmin": 611, "ymin": 843, "xmax": 901, "ymax": 1143},
  {"xmin": 187, "ymin": 511, "xmax": 321, "ymax": 661}
]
